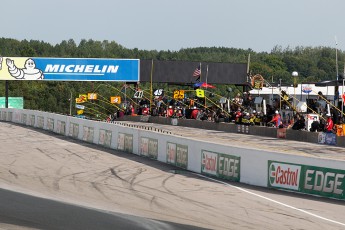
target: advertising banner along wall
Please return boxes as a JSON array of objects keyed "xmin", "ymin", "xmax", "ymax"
[
  {"xmin": 0, "ymin": 57, "xmax": 139, "ymax": 81},
  {"xmin": 201, "ymin": 150, "xmax": 240, "ymax": 182},
  {"xmin": 268, "ymin": 161, "xmax": 345, "ymax": 200}
]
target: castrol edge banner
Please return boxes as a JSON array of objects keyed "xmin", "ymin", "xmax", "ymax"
[
  {"xmin": 268, "ymin": 161, "xmax": 345, "ymax": 200},
  {"xmin": 268, "ymin": 161, "xmax": 301, "ymax": 191},
  {"xmin": 201, "ymin": 150, "xmax": 241, "ymax": 181},
  {"xmin": 201, "ymin": 150, "xmax": 218, "ymax": 176}
]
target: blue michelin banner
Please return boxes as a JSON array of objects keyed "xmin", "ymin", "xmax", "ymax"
[{"xmin": 0, "ymin": 57, "xmax": 139, "ymax": 81}]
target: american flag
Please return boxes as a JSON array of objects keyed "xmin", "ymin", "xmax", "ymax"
[{"xmin": 193, "ymin": 64, "xmax": 201, "ymax": 77}]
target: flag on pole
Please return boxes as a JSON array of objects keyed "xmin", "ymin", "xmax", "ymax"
[
  {"xmin": 205, "ymin": 65, "xmax": 209, "ymax": 84},
  {"xmin": 193, "ymin": 63, "xmax": 201, "ymax": 82}
]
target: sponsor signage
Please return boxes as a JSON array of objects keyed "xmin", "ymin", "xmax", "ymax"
[
  {"xmin": 148, "ymin": 138, "xmax": 158, "ymax": 159},
  {"xmin": 75, "ymin": 104, "xmax": 85, "ymax": 110},
  {"xmin": 277, "ymin": 128, "xmax": 286, "ymax": 139},
  {"xmin": 29, "ymin": 115, "xmax": 35, "ymax": 126},
  {"xmin": 201, "ymin": 150, "xmax": 218, "ymax": 176},
  {"xmin": 167, "ymin": 142, "xmax": 177, "ymax": 164},
  {"xmin": 140, "ymin": 137, "xmax": 149, "ymax": 157},
  {"xmin": 301, "ymin": 166, "xmax": 345, "ymax": 199},
  {"xmin": 82, "ymin": 126, "xmax": 94, "ymax": 142},
  {"xmin": 268, "ymin": 162, "xmax": 301, "ymax": 190},
  {"xmin": 99, "ymin": 129, "xmax": 112, "ymax": 147},
  {"xmin": 176, "ymin": 144, "xmax": 188, "ymax": 168},
  {"xmin": 47, "ymin": 118, "xmax": 54, "ymax": 131},
  {"xmin": 167, "ymin": 142, "xmax": 176, "ymax": 164},
  {"xmin": 56, "ymin": 120, "xmax": 66, "ymax": 135},
  {"xmin": 124, "ymin": 134, "xmax": 133, "ymax": 153},
  {"xmin": 0, "ymin": 57, "xmax": 139, "ymax": 81},
  {"xmin": 166, "ymin": 142, "xmax": 188, "ymax": 168},
  {"xmin": 140, "ymin": 137, "xmax": 158, "ymax": 159},
  {"xmin": 301, "ymin": 84, "xmax": 312, "ymax": 94},
  {"xmin": 201, "ymin": 150, "xmax": 240, "ymax": 181},
  {"xmin": 318, "ymin": 132, "xmax": 336, "ymax": 145},
  {"xmin": 1, "ymin": 111, "xmax": 7, "ymax": 120},
  {"xmin": 218, "ymin": 153, "xmax": 240, "ymax": 181},
  {"xmin": 21, "ymin": 114, "xmax": 27, "ymax": 125},
  {"xmin": 69, "ymin": 123, "xmax": 79, "ymax": 138},
  {"xmin": 268, "ymin": 161, "xmax": 345, "ymax": 200},
  {"xmin": 117, "ymin": 133, "xmax": 133, "ymax": 153},
  {"xmin": 8, "ymin": 112, "xmax": 13, "ymax": 121},
  {"xmin": 37, "ymin": 116, "xmax": 44, "ymax": 129}
]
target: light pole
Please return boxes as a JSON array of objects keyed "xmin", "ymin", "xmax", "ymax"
[
  {"xmin": 279, "ymin": 79, "xmax": 282, "ymax": 112},
  {"xmin": 341, "ymin": 73, "xmax": 345, "ymax": 122},
  {"xmin": 226, "ymin": 87, "xmax": 232, "ymax": 113},
  {"xmin": 69, "ymin": 91, "xmax": 73, "ymax": 116},
  {"xmin": 292, "ymin": 71, "xmax": 298, "ymax": 109},
  {"xmin": 335, "ymin": 37, "xmax": 339, "ymax": 107}
]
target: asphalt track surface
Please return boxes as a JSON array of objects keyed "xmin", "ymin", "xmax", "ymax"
[{"xmin": 0, "ymin": 121, "xmax": 345, "ymax": 230}]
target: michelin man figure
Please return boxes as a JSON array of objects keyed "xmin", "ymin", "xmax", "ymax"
[{"xmin": 6, "ymin": 58, "xmax": 44, "ymax": 80}]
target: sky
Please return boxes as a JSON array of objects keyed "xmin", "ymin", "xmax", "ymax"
[{"xmin": 1, "ymin": 0, "xmax": 345, "ymax": 53}]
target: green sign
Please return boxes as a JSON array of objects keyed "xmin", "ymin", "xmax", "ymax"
[
  {"xmin": 201, "ymin": 150, "xmax": 241, "ymax": 182},
  {"xmin": 218, "ymin": 153, "xmax": 240, "ymax": 181},
  {"xmin": 166, "ymin": 142, "xmax": 188, "ymax": 169},
  {"xmin": 176, "ymin": 144, "xmax": 188, "ymax": 169},
  {"xmin": 268, "ymin": 161, "xmax": 345, "ymax": 200},
  {"xmin": 300, "ymin": 165, "xmax": 344, "ymax": 199},
  {"xmin": 0, "ymin": 97, "xmax": 24, "ymax": 109}
]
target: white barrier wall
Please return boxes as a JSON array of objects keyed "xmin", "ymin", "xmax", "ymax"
[{"xmin": 1, "ymin": 108, "xmax": 345, "ymax": 200}]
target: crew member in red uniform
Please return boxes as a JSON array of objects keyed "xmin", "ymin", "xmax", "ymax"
[
  {"xmin": 191, "ymin": 107, "xmax": 199, "ymax": 119},
  {"xmin": 325, "ymin": 113, "xmax": 334, "ymax": 133},
  {"xmin": 235, "ymin": 108, "xmax": 242, "ymax": 124},
  {"xmin": 269, "ymin": 110, "xmax": 281, "ymax": 127},
  {"xmin": 167, "ymin": 106, "xmax": 174, "ymax": 117},
  {"xmin": 142, "ymin": 105, "xmax": 149, "ymax": 115}
]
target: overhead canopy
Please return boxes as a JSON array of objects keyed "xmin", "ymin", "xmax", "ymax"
[{"xmin": 315, "ymin": 79, "xmax": 345, "ymax": 87}]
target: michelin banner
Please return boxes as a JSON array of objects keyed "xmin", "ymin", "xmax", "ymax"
[{"xmin": 0, "ymin": 57, "xmax": 139, "ymax": 81}]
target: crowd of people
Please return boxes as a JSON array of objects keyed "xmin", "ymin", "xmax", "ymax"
[{"xmin": 106, "ymin": 91, "xmax": 343, "ymax": 134}]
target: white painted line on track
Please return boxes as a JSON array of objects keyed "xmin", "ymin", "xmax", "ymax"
[{"xmin": 195, "ymin": 173, "xmax": 345, "ymax": 227}]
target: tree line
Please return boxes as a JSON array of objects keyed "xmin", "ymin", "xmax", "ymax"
[{"xmin": 0, "ymin": 37, "xmax": 344, "ymax": 115}]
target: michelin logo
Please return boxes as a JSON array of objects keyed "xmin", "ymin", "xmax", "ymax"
[
  {"xmin": 44, "ymin": 64, "xmax": 119, "ymax": 75},
  {"xmin": 0, "ymin": 57, "xmax": 44, "ymax": 80}
]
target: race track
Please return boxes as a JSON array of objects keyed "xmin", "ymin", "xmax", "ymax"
[{"xmin": 0, "ymin": 122, "xmax": 344, "ymax": 230}]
